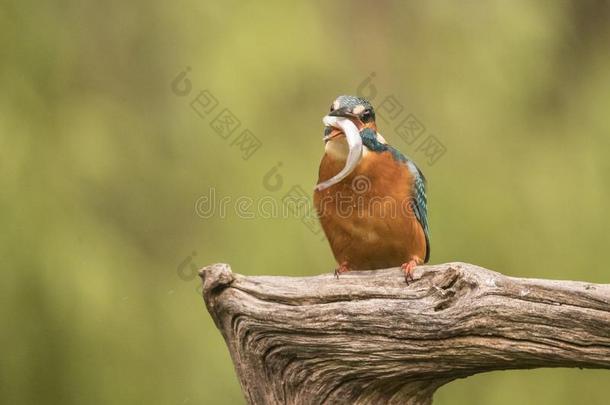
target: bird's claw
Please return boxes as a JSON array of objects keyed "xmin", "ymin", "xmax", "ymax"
[
  {"xmin": 401, "ymin": 260, "xmax": 418, "ymax": 285},
  {"xmin": 334, "ymin": 261, "xmax": 350, "ymax": 279}
]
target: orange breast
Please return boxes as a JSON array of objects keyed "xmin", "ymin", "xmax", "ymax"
[{"xmin": 314, "ymin": 150, "xmax": 427, "ymax": 270}]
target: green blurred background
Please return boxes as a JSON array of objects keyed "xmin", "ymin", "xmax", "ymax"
[{"xmin": 2, "ymin": 1, "xmax": 609, "ymax": 404}]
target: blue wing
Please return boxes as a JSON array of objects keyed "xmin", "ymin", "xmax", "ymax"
[{"xmin": 406, "ymin": 160, "xmax": 430, "ymax": 263}]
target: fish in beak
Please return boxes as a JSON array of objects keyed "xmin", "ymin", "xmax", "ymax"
[{"xmin": 315, "ymin": 115, "xmax": 363, "ymax": 191}]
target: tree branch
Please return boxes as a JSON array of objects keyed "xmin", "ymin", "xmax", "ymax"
[{"xmin": 199, "ymin": 262, "xmax": 610, "ymax": 405}]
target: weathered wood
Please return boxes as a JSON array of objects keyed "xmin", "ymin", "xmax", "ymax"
[{"xmin": 200, "ymin": 262, "xmax": 610, "ymax": 405}]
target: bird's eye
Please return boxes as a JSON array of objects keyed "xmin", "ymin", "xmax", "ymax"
[
  {"xmin": 329, "ymin": 105, "xmax": 334, "ymax": 112},
  {"xmin": 361, "ymin": 109, "xmax": 372, "ymax": 122}
]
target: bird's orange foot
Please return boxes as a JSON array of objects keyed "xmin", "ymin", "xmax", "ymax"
[
  {"xmin": 334, "ymin": 261, "xmax": 350, "ymax": 279},
  {"xmin": 401, "ymin": 259, "xmax": 420, "ymax": 285}
]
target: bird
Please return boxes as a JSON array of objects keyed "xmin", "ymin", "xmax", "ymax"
[{"xmin": 313, "ymin": 95, "xmax": 430, "ymax": 283}]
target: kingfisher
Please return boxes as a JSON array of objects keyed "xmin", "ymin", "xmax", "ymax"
[{"xmin": 313, "ymin": 95, "xmax": 430, "ymax": 283}]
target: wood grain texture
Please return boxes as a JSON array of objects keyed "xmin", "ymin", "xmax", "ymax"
[{"xmin": 199, "ymin": 262, "xmax": 610, "ymax": 405}]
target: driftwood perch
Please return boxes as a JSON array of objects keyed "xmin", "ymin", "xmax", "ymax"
[{"xmin": 199, "ymin": 262, "xmax": 610, "ymax": 405}]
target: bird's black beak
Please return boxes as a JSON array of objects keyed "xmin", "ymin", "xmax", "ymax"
[{"xmin": 328, "ymin": 107, "xmax": 355, "ymax": 118}]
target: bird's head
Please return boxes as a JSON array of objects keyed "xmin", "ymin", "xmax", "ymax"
[
  {"xmin": 316, "ymin": 95, "xmax": 378, "ymax": 191},
  {"xmin": 323, "ymin": 95, "xmax": 376, "ymax": 143}
]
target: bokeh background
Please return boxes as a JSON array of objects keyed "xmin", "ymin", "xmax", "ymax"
[{"xmin": 2, "ymin": 1, "xmax": 609, "ymax": 404}]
